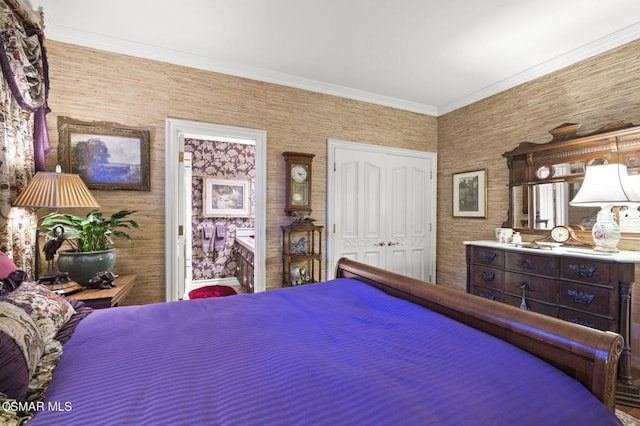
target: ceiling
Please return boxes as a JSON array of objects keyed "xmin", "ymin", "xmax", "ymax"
[{"xmin": 32, "ymin": 0, "xmax": 640, "ymax": 116}]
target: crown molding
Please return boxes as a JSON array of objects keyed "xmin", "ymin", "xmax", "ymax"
[
  {"xmin": 438, "ymin": 22, "xmax": 640, "ymax": 115},
  {"xmin": 43, "ymin": 25, "xmax": 439, "ymax": 116},
  {"xmin": 43, "ymin": 21, "xmax": 640, "ymax": 117}
]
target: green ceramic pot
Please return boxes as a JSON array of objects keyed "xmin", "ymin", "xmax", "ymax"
[{"xmin": 57, "ymin": 249, "xmax": 116, "ymax": 286}]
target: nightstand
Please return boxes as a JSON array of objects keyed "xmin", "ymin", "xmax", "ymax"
[{"xmin": 69, "ymin": 274, "xmax": 137, "ymax": 309}]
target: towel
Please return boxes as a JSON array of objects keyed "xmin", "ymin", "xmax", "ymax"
[
  {"xmin": 214, "ymin": 225, "xmax": 227, "ymax": 251},
  {"xmin": 202, "ymin": 226, "xmax": 215, "ymax": 253}
]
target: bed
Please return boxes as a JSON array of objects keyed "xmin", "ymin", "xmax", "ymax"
[{"xmin": 0, "ymin": 257, "xmax": 624, "ymax": 425}]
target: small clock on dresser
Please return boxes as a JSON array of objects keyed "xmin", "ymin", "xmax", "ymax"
[
  {"xmin": 282, "ymin": 152, "xmax": 314, "ymax": 215},
  {"xmin": 537, "ymin": 225, "xmax": 592, "ymax": 247}
]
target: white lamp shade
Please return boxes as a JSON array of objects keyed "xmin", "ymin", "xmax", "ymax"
[{"xmin": 570, "ymin": 163, "xmax": 640, "ymax": 206}]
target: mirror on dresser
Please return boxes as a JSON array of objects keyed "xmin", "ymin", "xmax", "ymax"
[{"xmin": 502, "ymin": 121, "xmax": 640, "ymax": 236}]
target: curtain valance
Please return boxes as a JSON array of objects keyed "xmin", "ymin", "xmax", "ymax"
[
  {"xmin": 0, "ymin": 0, "xmax": 45, "ymax": 112},
  {"xmin": 0, "ymin": 0, "xmax": 49, "ymax": 171}
]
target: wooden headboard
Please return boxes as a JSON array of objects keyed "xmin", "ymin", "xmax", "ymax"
[{"xmin": 335, "ymin": 257, "xmax": 623, "ymax": 410}]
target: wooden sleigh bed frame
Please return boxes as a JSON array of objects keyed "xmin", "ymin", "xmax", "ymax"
[
  {"xmin": 14, "ymin": 257, "xmax": 624, "ymax": 424},
  {"xmin": 335, "ymin": 257, "xmax": 623, "ymax": 410}
]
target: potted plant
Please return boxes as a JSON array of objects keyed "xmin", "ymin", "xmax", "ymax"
[{"xmin": 40, "ymin": 210, "xmax": 140, "ymax": 286}]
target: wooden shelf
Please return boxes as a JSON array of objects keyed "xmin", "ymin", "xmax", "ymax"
[{"xmin": 282, "ymin": 225, "xmax": 323, "ymax": 287}]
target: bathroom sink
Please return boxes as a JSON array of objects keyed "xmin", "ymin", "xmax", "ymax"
[{"xmin": 235, "ymin": 228, "xmax": 255, "ymax": 252}]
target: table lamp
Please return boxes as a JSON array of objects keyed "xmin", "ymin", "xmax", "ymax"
[
  {"xmin": 570, "ymin": 163, "xmax": 640, "ymax": 252},
  {"xmin": 12, "ymin": 165, "xmax": 99, "ymax": 279}
]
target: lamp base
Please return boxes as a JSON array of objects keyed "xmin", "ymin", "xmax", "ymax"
[{"xmin": 591, "ymin": 206, "xmax": 621, "ymax": 253}]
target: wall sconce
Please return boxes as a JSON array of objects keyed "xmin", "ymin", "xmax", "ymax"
[
  {"xmin": 12, "ymin": 166, "xmax": 99, "ymax": 279},
  {"xmin": 570, "ymin": 163, "xmax": 640, "ymax": 252}
]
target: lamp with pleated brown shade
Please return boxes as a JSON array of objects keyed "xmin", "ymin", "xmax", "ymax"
[
  {"xmin": 13, "ymin": 166, "xmax": 99, "ymax": 209},
  {"xmin": 12, "ymin": 166, "xmax": 99, "ymax": 280}
]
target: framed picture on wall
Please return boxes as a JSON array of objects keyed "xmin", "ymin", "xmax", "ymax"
[
  {"xmin": 452, "ymin": 169, "xmax": 487, "ymax": 218},
  {"xmin": 57, "ymin": 116, "xmax": 151, "ymax": 191},
  {"xmin": 203, "ymin": 176, "xmax": 251, "ymax": 217}
]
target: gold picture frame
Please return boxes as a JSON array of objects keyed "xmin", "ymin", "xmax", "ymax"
[{"xmin": 57, "ymin": 116, "xmax": 151, "ymax": 191}]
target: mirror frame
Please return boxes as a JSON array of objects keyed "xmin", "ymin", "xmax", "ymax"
[{"xmin": 502, "ymin": 121, "xmax": 640, "ymax": 236}]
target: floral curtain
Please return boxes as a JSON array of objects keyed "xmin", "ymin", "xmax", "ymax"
[{"xmin": 0, "ymin": 0, "xmax": 49, "ymax": 277}]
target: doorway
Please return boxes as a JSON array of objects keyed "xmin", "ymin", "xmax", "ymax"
[{"xmin": 165, "ymin": 119, "xmax": 267, "ymax": 301}]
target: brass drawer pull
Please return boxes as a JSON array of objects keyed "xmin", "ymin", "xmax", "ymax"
[
  {"xmin": 480, "ymin": 271, "xmax": 495, "ymax": 282},
  {"xmin": 519, "ymin": 283, "xmax": 529, "ymax": 310},
  {"xmin": 568, "ymin": 289, "xmax": 595, "ymax": 305},
  {"xmin": 479, "ymin": 251, "xmax": 497, "ymax": 263},
  {"xmin": 568, "ymin": 264, "xmax": 596, "ymax": 278},
  {"xmin": 569, "ymin": 317, "xmax": 596, "ymax": 329},
  {"xmin": 517, "ymin": 259, "xmax": 534, "ymax": 269},
  {"xmin": 477, "ymin": 292, "xmax": 496, "ymax": 301}
]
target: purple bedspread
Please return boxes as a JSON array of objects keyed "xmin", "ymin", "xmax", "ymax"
[{"xmin": 29, "ymin": 278, "xmax": 620, "ymax": 425}]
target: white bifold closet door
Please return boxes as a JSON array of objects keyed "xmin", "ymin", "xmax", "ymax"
[{"xmin": 330, "ymin": 142, "xmax": 436, "ymax": 283}]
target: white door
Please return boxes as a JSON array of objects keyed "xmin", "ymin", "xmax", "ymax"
[
  {"xmin": 177, "ymin": 152, "xmax": 192, "ymax": 299},
  {"xmin": 329, "ymin": 140, "xmax": 436, "ymax": 282},
  {"xmin": 387, "ymin": 153, "xmax": 432, "ymax": 280}
]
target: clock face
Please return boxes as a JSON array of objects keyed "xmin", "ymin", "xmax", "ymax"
[
  {"xmin": 291, "ymin": 165, "xmax": 308, "ymax": 182},
  {"xmin": 550, "ymin": 226, "xmax": 570, "ymax": 243},
  {"xmin": 536, "ymin": 166, "xmax": 551, "ymax": 179}
]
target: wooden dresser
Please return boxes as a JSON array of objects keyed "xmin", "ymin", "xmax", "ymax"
[{"xmin": 465, "ymin": 241, "xmax": 640, "ymax": 404}]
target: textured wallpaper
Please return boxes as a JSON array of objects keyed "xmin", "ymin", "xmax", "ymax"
[{"xmin": 185, "ymin": 138, "xmax": 255, "ymax": 280}]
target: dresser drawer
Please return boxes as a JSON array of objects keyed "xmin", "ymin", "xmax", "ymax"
[
  {"xmin": 559, "ymin": 258, "xmax": 614, "ymax": 285},
  {"xmin": 558, "ymin": 281, "xmax": 612, "ymax": 317},
  {"xmin": 469, "ymin": 246, "xmax": 504, "ymax": 268},
  {"xmin": 504, "ymin": 272, "xmax": 557, "ymax": 304},
  {"xmin": 469, "ymin": 265, "xmax": 504, "ymax": 291},
  {"xmin": 469, "ymin": 285, "xmax": 503, "ymax": 302},
  {"xmin": 503, "ymin": 294, "xmax": 557, "ymax": 317},
  {"xmin": 465, "ymin": 242, "xmax": 628, "ymax": 342},
  {"xmin": 558, "ymin": 308, "xmax": 614, "ymax": 331},
  {"xmin": 505, "ymin": 251, "xmax": 557, "ymax": 276}
]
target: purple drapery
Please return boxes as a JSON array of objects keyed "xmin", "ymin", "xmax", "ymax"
[
  {"xmin": 31, "ymin": 33, "xmax": 50, "ymax": 172},
  {"xmin": 0, "ymin": 9, "xmax": 50, "ymax": 171}
]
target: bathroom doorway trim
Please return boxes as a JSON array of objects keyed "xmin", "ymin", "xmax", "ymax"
[{"xmin": 165, "ymin": 118, "xmax": 266, "ymax": 301}]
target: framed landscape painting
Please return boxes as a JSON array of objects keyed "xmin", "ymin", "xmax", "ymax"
[
  {"xmin": 452, "ymin": 169, "xmax": 487, "ymax": 218},
  {"xmin": 57, "ymin": 116, "xmax": 151, "ymax": 191}
]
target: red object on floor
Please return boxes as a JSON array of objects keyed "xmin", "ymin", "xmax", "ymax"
[{"xmin": 189, "ymin": 285, "xmax": 237, "ymax": 299}]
